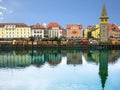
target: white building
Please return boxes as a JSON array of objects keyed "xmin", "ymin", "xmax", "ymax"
[
  {"xmin": 48, "ymin": 22, "xmax": 62, "ymax": 38},
  {"xmin": 31, "ymin": 23, "xmax": 45, "ymax": 40}
]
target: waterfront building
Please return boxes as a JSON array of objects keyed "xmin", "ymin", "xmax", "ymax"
[
  {"xmin": 0, "ymin": 23, "xmax": 31, "ymax": 40},
  {"xmin": 100, "ymin": 4, "xmax": 109, "ymax": 42},
  {"xmin": 91, "ymin": 24, "xmax": 100, "ymax": 39},
  {"xmin": 83, "ymin": 26, "xmax": 91, "ymax": 39},
  {"xmin": 84, "ymin": 24, "xmax": 100, "ymax": 39},
  {"xmin": 31, "ymin": 23, "xmax": 45, "ymax": 41},
  {"xmin": 108, "ymin": 24, "xmax": 120, "ymax": 38},
  {"xmin": 62, "ymin": 29, "xmax": 67, "ymax": 38},
  {"xmin": 66, "ymin": 24, "xmax": 82, "ymax": 39},
  {"xmin": 48, "ymin": 22, "xmax": 62, "ymax": 38}
]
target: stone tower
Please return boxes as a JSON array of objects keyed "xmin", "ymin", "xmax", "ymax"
[{"xmin": 100, "ymin": 4, "xmax": 109, "ymax": 43}]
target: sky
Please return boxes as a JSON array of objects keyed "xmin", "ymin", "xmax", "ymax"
[{"xmin": 0, "ymin": 0, "xmax": 120, "ymax": 28}]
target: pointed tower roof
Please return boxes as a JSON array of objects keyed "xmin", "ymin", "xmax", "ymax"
[
  {"xmin": 100, "ymin": 4, "xmax": 109, "ymax": 19},
  {"xmin": 102, "ymin": 4, "xmax": 107, "ymax": 16}
]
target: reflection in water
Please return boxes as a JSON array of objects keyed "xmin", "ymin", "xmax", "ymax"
[
  {"xmin": 0, "ymin": 49, "xmax": 120, "ymax": 89},
  {"xmin": 0, "ymin": 49, "xmax": 120, "ymax": 68},
  {"xmin": 67, "ymin": 50, "xmax": 82, "ymax": 65},
  {"xmin": 83, "ymin": 50, "xmax": 100, "ymax": 64},
  {"xmin": 99, "ymin": 50, "xmax": 108, "ymax": 90}
]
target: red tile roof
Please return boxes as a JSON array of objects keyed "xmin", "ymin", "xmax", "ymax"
[
  {"xmin": 108, "ymin": 24, "xmax": 119, "ymax": 31},
  {"xmin": 31, "ymin": 23, "xmax": 46, "ymax": 29},
  {"xmin": 0, "ymin": 23, "xmax": 29, "ymax": 27},
  {"xmin": 48, "ymin": 22, "xmax": 61, "ymax": 29},
  {"xmin": 66, "ymin": 24, "xmax": 82, "ymax": 29}
]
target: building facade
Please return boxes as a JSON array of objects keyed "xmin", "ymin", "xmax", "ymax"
[
  {"xmin": 67, "ymin": 24, "xmax": 82, "ymax": 39},
  {"xmin": 100, "ymin": 5, "xmax": 109, "ymax": 42},
  {"xmin": 62, "ymin": 29, "xmax": 67, "ymax": 38},
  {"xmin": 31, "ymin": 23, "xmax": 45, "ymax": 40},
  {"xmin": 108, "ymin": 24, "xmax": 120, "ymax": 38},
  {"xmin": 48, "ymin": 22, "xmax": 62, "ymax": 38},
  {"xmin": 83, "ymin": 26, "xmax": 91, "ymax": 39},
  {"xmin": 0, "ymin": 23, "xmax": 31, "ymax": 40},
  {"xmin": 84, "ymin": 24, "xmax": 100, "ymax": 39},
  {"xmin": 91, "ymin": 24, "xmax": 100, "ymax": 39}
]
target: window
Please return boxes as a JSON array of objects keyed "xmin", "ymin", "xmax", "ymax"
[{"xmin": 105, "ymin": 19, "xmax": 107, "ymax": 22}]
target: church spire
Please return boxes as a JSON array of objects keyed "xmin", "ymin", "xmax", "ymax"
[
  {"xmin": 100, "ymin": 4, "xmax": 109, "ymax": 19},
  {"xmin": 101, "ymin": 4, "xmax": 107, "ymax": 16}
]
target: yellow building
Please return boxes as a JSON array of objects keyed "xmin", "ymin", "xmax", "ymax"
[
  {"xmin": 91, "ymin": 24, "xmax": 100, "ymax": 39},
  {"xmin": 84, "ymin": 24, "xmax": 100, "ymax": 39},
  {"xmin": 83, "ymin": 26, "xmax": 91, "ymax": 39},
  {"xmin": 0, "ymin": 23, "xmax": 31, "ymax": 40},
  {"xmin": 0, "ymin": 27, "xmax": 2, "ymax": 38}
]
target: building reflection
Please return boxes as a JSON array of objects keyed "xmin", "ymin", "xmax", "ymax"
[
  {"xmin": 99, "ymin": 50, "xmax": 108, "ymax": 89},
  {"xmin": 0, "ymin": 49, "xmax": 120, "ymax": 69},
  {"xmin": 82, "ymin": 50, "xmax": 120, "ymax": 64},
  {"xmin": 82, "ymin": 50, "xmax": 99, "ymax": 64},
  {"xmin": 108, "ymin": 50, "xmax": 120, "ymax": 64},
  {"xmin": 67, "ymin": 50, "xmax": 82, "ymax": 65},
  {"xmin": 0, "ymin": 49, "xmax": 62, "ymax": 68}
]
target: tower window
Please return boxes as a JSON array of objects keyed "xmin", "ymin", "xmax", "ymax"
[{"xmin": 105, "ymin": 19, "xmax": 107, "ymax": 22}]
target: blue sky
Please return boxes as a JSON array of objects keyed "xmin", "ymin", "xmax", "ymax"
[{"xmin": 0, "ymin": 0, "xmax": 120, "ymax": 28}]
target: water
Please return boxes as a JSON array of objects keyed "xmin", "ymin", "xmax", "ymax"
[{"xmin": 0, "ymin": 49, "xmax": 120, "ymax": 90}]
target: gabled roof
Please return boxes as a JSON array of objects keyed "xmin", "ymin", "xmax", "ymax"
[
  {"xmin": 48, "ymin": 22, "xmax": 61, "ymax": 29},
  {"xmin": 108, "ymin": 24, "xmax": 119, "ymax": 31},
  {"xmin": 31, "ymin": 23, "xmax": 46, "ymax": 29},
  {"xmin": 66, "ymin": 24, "xmax": 82, "ymax": 29}
]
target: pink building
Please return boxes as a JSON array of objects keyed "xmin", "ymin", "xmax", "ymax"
[{"xmin": 66, "ymin": 24, "xmax": 82, "ymax": 38}]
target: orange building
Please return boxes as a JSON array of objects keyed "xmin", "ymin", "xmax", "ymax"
[{"xmin": 66, "ymin": 24, "xmax": 82, "ymax": 38}]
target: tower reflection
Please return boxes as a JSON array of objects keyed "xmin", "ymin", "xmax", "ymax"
[{"xmin": 99, "ymin": 50, "xmax": 108, "ymax": 89}]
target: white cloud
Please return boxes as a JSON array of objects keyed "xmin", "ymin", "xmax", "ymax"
[
  {"xmin": 0, "ymin": 6, "xmax": 7, "ymax": 10},
  {"xmin": 0, "ymin": 1, "xmax": 13, "ymax": 21}
]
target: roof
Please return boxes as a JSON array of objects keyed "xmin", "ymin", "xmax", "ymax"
[
  {"xmin": 48, "ymin": 22, "xmax": 61, "ymax": 29},
  {"xmin": 31, "ymin": 23, "xmax": 46, "ymax": 29},
  {"xmin": 0, "ymin": 23, "xmax": 29, "ymax": 27},
  {"xmin": 108, "ymin": 24, "xmax": 120, "ymax": 31},
  {"xmin": 66, "ymin": 24, "xmax": 82, "ymax": 29},
  {"xmin": 100, "ymin": 4, "xmax": 109, "ymax": 19}
]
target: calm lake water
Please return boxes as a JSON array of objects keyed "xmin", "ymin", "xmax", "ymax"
[{"xmin": 0, "ymin": 49, "xmax": 120, "ymax": 90}]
